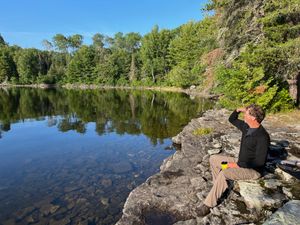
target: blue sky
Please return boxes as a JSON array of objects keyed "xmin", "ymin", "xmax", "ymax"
[{"xmin": 0, "ymin": 0, "xmax": 209, "ymax": 49}]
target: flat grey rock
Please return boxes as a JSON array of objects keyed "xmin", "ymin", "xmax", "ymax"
[
  {"xmin": 263, "ymin": 200, "xmax": 300, "ymax": 225},
  {"xmin": 208, "ymin": 149, "xmax": 221, "ymax": 155}
]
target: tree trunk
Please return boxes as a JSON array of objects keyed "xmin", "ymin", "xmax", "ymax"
[
  {"xmin": 287, "ymin": 78, "xmax": 298, "ymax": 104},
  {"xmin": 151, "ymin": 66, "xmax": 155, "ymax": 83},
  {"xmin": 297, "ymin": 74, "xmax": 300, "ymax": 106},
  {"xmin": 129, "ymin": 53, "xmax": 136, "ymax": 82},
  {"xmin": 298, "ymin": 76, "xmax": 300, "ymax": 106},
  {"xmin": 129, "ymin": 94, "xmax": 136, "ymax": 119},
  {"xmin": 151, "ymin": 94, "xmax": 155, "ymax": 108}
]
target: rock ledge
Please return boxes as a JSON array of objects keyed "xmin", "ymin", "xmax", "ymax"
[{"xmin": 117, "ymin": 109, "xmax": 300, "ymax": 225}]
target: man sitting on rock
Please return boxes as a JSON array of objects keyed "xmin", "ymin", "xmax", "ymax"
[{"xmin": 197, "ymin": 104, "xmax": 270, "ymax": 217}]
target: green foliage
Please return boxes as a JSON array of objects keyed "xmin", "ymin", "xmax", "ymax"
[
  {"xmin": 262, "ymin": 2, "xmax": 300, "ymax": 43},
  {"xmin": 124, "ymin": 32, "xmax": 142, "ymax": 53},
  {"xmin": 92, "ymin": 32, "xmax": 141, "ymax": 85},
  {"xmin": 165, "ymin": 62, "xmax": 202, "ymax": 88},
  {"xmin": 66, "ymin": 46, "xmax": 96, "ymax": 83},
  {"xmin": 101, "ymin": 49, "xmax": 131, "ymax": 83},
  {"xmin": 0, "ymin": 18, "xmax": 219, "ymax": 89},
  {"xmin": 215, "ymin": 46, "xmax": 294, "ymax": 112},
  {"xmin": 203, "ymin": 0, "xmax": 232, "ymax": 11},
  {"xmin": 140, "ymin": 26, "xmax": 174, "ymax": 83},
  {"xmin": 1, "ymin": 0, "xmax": 298, "ymax": 113},
  {"xmin": 52, "ymin": 34, "xmax": 69, "ymax": 53},
  {"xmin": 93, "ymin": 62, "xmax": 115, "ymax": 85},
  {"xmin": 125, "ymin": 33, "xmax": 142, "ymax": 82},
  {"xmin": 46, "ymin": 52, "xmax": 67, "ymax": 84},
  {"xmin": 15, "ymin": 48, "xmax": 40, "ymax": 84},
  {"xmin": 193, "ymin": 127, "xmax": 213, "ymax": 136},
  {"xmin": 0, "ymin": 34, "xmax": 7, "ymax": 47},
  {"xmin": 12, "ymin": 48, "xmax": 52, "ymax": 84},
  {"xmin": 116, "ymin": 76, "xmax": 129, "ymax": 86},
  {"xmin": 138, "ymin": 77, "xmax": 156, "ymax": 87},
  {"xmin": 0, "ymin": 88, "xmax": 214, "ymax": 144},
  {"xmin": 0, "ymin": 47, "xmax": 17, "ymax": 82},
  {"xmin": 36, "ymin": 74, "xmax": 56, "ymax": 84},
  {"xmin": 213, "ymin": 0, "xmax": 299, "ymax": 111},
  {"xmin": 42, "ymin": 39, "xmax": 53, "ymax": 51},
  {"xmin": 68, "ymin": 34, "xmax": 83, "ymax": 53},
  {"xmin": 267, "ymin": 88, "xmax": 294, "ymax": 112},
  {"xmin": 52, "ymin": 34, "xmax": 83, "ymax": 54},
  {"xmin": 259, "ymin": 0, "xmax": 300, "ymax": 81},
  {"xmin": 92, "ymin": 33, "xmax": 105, "ymax": 49},
  {"xmin": 166, "ymin": 18, "xmax": 217, "ymax": 87},
  {"xmin": 38, "ymin": 51, "xmax": 52, "ymax": 76},
  {"xmin": 169, "ymin": 18, "xmax": 217, "ymax": 68}
]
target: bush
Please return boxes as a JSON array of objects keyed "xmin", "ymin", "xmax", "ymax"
[
  {"xmin": 165, "ymin": 64, "xmax": 201, "ymax": 88},
  {"xmin": 37, "ymin": 74, "xmax": 56, "ymax": 84},
  {"xmin": 116, "ymin": 76, "xmax": 129, "ymax": 86},
  {"xmin": 216, "ymin": 62, "xmax": 294, "ymax": 111},
  {"xmin": 139, "ymin": 77, "xmax": 155, "ymax": 87}
]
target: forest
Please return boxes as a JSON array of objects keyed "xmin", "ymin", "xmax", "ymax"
[
  {"xmin": 0, "ymin": 0, "xmax": 299, "ymax": 112},
  {"xmin": 0, "ymin": 18, "xmax": 217, "ymax": 88}
]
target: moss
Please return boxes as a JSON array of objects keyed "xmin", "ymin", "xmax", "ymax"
[
  {"xmin": 258, "ymin": 179, "xmax": 265, "ymax": 187},
  {"xmin": 193, "ymin": 127, "xmax": 213, "ymax": 136},
  {"xmin": 234, "ymin": 199, "xmax": 250, "ymax": 214},
  {"xmin": 290, "ymin": 180, "xmax": 300, "ymax": 199}
]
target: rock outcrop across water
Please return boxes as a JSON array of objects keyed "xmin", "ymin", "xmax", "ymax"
[{"xmin": 116, "ymin": 109, "xmax": 300, "ymax": 225}]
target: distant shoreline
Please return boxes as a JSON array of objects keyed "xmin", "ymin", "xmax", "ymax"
[
  {"xmin": 0, "ymin": 83, "xmax": 57, "ymax": 89},
  {"xmin": 0, "ymin": 83, "xmax": 220, "ymax": 99}
]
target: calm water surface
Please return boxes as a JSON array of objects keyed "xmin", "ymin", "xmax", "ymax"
[{"xmin": 0, "ymin": 88, "xmax": 213, "ymax": 225}]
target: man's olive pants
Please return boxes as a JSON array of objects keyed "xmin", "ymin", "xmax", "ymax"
[{"xmin": 203, "ymin": 154, "xmax": 261, "ymax": 208}]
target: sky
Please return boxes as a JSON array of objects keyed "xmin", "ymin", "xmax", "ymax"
[{"xmin": 0, "ymin": 0, "xmax": 209, "ymax": 49}]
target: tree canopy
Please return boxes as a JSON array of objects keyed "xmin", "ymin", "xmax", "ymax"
[{"xmin": 0, "ymin": 0, "xmax": 299, "ymax": 111}]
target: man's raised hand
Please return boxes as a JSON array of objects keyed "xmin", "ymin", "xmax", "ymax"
[{"xmin": 237, "ymin": 107, "xmax": 246, "ymax": 113}]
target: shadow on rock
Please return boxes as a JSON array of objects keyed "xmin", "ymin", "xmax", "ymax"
[{"xmin": 142, "ymin": 209, "xmax": 177, "ymax": 225}]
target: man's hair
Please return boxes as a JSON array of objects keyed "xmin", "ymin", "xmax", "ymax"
[{"xmin": 246, "ymin": 104, "xmax": 265, "ymax": 123}]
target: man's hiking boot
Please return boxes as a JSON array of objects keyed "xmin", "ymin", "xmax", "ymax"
[{"xmin": 196, "ymin": 204, "xmax": 211, "ymax": 217}]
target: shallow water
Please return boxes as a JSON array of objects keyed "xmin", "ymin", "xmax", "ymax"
[{"xmin": 0, "ymin": 88, "xmax": 213, "ymax": 225}]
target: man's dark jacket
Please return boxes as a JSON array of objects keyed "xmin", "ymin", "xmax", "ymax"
[{"xmin": 229, "ymin": 110, "xmax": 270, "ymax": 174}]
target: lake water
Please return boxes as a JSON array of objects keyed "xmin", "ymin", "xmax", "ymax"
[{"xmin": 0, "ymin": 88, "xmax": 213, "ymax": 225}]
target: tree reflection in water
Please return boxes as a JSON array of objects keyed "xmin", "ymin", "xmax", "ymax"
[
  {"xmin": 0, "ymin": 88, "xmax": 214, "ymax": 145},
  {"xmin": 0, "ymin": 87, "xmax": 214, "ymax": 225}
]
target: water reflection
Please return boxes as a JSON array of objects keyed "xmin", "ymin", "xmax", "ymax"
[
  {"xmin": 0, "ymin": 88, "xmax": 213, "ymax": 225},
  {"xmin": 0, "ymin": 88, "xmax": 212, "ymax": 143}
]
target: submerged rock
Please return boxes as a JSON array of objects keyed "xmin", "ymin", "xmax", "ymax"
[
  {"xmin": 100, "ymin": 197, "xmax": 109, "ymax": 206},
  {"xmin": 40, "ymin": 204, "xmax": 60, "ymax": 216},
  {"xmin": 101, "ymin": 178, "xmax": 113, "ymax": 188},
  {"xmin": 111, "ymin": 162, "xmax": 133, "ymax": 174}
]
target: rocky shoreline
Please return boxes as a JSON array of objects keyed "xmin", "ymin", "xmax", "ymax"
[{"xmin": 116, "ymin": 109, "xmax": 300, "ymax": 225}]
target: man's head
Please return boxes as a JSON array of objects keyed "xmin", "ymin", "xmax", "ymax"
[{"xmin": 244, "ymin": 104, "xmax": 265, "ymax": 125}]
